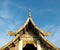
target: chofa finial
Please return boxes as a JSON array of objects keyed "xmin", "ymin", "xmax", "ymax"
[{"xmin": 28, "ymin": 8, "xmax": 31, "ymax": 17}]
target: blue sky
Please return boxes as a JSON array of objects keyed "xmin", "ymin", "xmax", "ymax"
[{"xmin": 0, "ymin": 0, "xmax": 60, "ymax": 48}]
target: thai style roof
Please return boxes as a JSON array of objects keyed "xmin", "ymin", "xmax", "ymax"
[{"xmin": 0, "ymin": 9, "xmax": 60, "ymax": 50}]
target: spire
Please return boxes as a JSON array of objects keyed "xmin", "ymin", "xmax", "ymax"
[{"xmin": 28, "ymin": 9, "xmax": 31, "ymax": 17}]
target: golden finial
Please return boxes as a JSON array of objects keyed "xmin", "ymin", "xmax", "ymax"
[{"xmin": 28, "ymin": 8, "xmax": 31, "ymax": 17}]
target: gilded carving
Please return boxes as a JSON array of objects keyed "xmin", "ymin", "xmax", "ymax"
[
  {"xmin": 20, "ymin": 32, "xmax": 37, "ymax": 48},
  {"xmin": 23, "ymin": 41, "xmax": 37, "ymax": 48}
]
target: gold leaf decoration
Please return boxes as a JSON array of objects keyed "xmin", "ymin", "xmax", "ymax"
[
  {"xmin": 8, "ymin": 31, "xmax": 15, "ymax": 36},
  {"xmin": 45, "ymin": 32, "xmax": 51, "ymax": 36}
]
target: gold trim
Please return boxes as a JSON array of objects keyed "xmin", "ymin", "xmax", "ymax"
[{"xmin": 23, "ymin": 41, "xmax": 37, "ymax": 48}]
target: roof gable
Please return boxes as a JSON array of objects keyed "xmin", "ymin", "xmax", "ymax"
[
  {"xmin": 16, "ymin": 17, "xmax": 45, "ymax": 36},
  {"xmin": 1, "ymin": 9, "xmax": 59, "ymax": 50}
]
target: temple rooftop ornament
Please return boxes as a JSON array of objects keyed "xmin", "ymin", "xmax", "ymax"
[
  {"xmin": 8, "ymin": 31, "xmax": 15, "ymax": 36},
  {"xmin": 0, "ymin": 9, "xmax": 60, "ymax": 50},
  {"xmin": 28, "ymin": 9, "xmax": 31, "ymax": 17}
]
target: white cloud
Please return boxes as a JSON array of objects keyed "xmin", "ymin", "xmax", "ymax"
[
  {"xmin": 0, "ymin": 10, "xmax": 11, "ymax": 19},
  {"xmin": 0, "ymin": 0, "xmax": 27, "ymax": 19},
  {"xmin": 0, "ymin": 0, "xmax": 12, "ymax": 19},
  {"xmin": 0, "ymin": 38, "xmax": 7, "ymax": 48},
  {"xmin": 9, "ymin": 1, "xmax": 27, "ymax": 10},
  {"xmin": 0, "ymin": 20, "xmax": 5, "ymax": 25}
]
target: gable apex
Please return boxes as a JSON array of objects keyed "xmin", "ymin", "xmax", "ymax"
[{"xmin": 16, "ymin": 16, "xmax": 45, "ymax": 36}]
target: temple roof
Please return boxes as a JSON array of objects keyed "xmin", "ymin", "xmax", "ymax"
[{"xmin": 1, "ymin": 9, "xmax": 60, "ymax": 50}]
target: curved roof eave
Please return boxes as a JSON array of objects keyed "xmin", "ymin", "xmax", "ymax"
[
  {"xmin": 40, "ymin": 34, "xmax": 58, "ymax": 49},
  {"xmin": 1, "ymin": 34, "xmax": 20, "ymax": 50}
]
